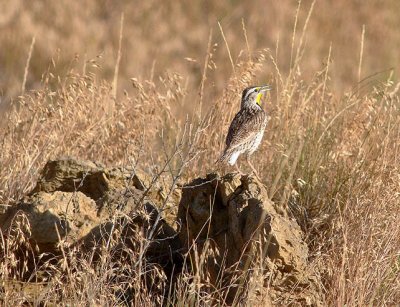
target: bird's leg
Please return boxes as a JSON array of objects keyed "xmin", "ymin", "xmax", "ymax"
[
  {"xmin": 246, "ymin": 155, "xmax": 262, "ymax": 182},
  {"xmin": 235, "ymin": 163, "xmax": 244, "ymax": 176}
]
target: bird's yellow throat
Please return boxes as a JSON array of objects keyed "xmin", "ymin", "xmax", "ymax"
[{"xmin": 256, "ymin": 93, "xmax": 263, "ymax": 105}]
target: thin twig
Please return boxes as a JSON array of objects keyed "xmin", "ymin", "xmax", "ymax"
[
  {"xmin": 199, "ymin": 30, "xmax": 213, "ymax": 120},
  {"xmin": 218, "ymin": 22, "xmax": 236, "ymax": 78},
  {"xmin": 112, "ymin": 13, "xmax": 124, "ymax": 100},
  {"xmin": 21, "ymin": 37, "xmax": 36, "ymax": 93},
  {"xmin": 358, "ymin": 25, "xmax": 366, "ymax": 94}
]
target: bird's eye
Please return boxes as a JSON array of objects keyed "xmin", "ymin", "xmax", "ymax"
[{"xmin": 254, "ymin": 88, "xmax": 259, "ymax": 93}]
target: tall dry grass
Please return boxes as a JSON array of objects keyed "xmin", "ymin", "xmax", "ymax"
[{"xmin": 1, "ymin": 0, "xmax": 400, "ymax": 306}]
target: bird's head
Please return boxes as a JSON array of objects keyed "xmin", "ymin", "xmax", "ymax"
[{"xmin": 241, "ymin": 85, "xmax": 272, "ymax": 108}]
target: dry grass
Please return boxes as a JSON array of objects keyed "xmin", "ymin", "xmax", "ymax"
[{"xmin": 1, "ymin": 0, "xmax": 400, "ymax": 306}]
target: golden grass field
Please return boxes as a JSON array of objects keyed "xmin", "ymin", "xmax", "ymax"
[{"xmin": 1, "ymin": 0, "xmax": 399, "ymax": 305}]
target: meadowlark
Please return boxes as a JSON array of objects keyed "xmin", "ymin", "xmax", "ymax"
[{"xmin": 218, "ymin": 85, "xmax": 272, "ymax": 176}]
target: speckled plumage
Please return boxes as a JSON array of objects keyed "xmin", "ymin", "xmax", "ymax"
[{"xmin": 219, "ymin": 86, "xmax": 270, "ymax": 166}]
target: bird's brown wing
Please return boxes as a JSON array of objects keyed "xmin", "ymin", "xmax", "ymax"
[{"xmin": 225, "ymin": 108, "xmax": 266, "ymax": 149}]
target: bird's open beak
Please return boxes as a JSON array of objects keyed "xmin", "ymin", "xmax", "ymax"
[
  {"xmin": 259, "ymin": 85, "xmax": 272, "ymax": 92},
  {"xmin": 255, "ymin": 85, "xmax": 272, "ymax": 105}
]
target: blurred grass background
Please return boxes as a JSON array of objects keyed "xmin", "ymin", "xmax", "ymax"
[{"xmin": 1, "ymin": 0, "xmax": 399, "ymax": 103}]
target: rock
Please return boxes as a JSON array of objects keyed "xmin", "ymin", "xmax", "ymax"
[
  {"xmin": 0, "ymin": 158, "xmax": 323, "ymax": 305},
  {"xmin": 80, "ymin": 200, "xmax": 182, "ymax": 276},
  {"xmin": 0, "ymin": 158, "xmax": 183, "ymax": 304},
  {"xmin": 30, "ymin": 158, "xmax": 148, "ymax": 200},
  {"xmin": 177, "ymin": 173, "xmax": 322, "ymax": 305},
  {"xmin": 31, "ymin": 158, "xmax": 179, "ymax": 225},
  {"xmin": 0, "ymin": 190, "xmax": 98, "ymax": 253},
  {"xmin": 0, "ymin": 158, "xmax": 179, "ymax": 256}
]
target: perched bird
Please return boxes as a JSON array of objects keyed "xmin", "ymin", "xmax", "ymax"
[{"xmin": 219, "ymin": 85, "xmax": 272, "ymax": 176}]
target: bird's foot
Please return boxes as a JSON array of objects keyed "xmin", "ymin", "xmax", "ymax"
[
  {"xmin": 246, "ymin": 157, "xmax": 263, "ymax": 182},
  {"xmin": 234, "ymin": 164, "xmax": 245, "ymax": 176}
]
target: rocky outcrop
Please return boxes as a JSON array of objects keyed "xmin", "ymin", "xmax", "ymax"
[
  {"xmin": 178, "ymin": 173, "xmax": 322, "ymax": 305},
  {"xmin": 0, "ymin": 190, "xmax": 99, "ymax": 252},
  {"xmin": 30, "ymin": 158, "xmax": 179, "ymax": 223},
  {"xmin": 0, "ymin": 158, "xmax": 180, "ymax": 257},
  {"xmin": 0, "ymin": 158, "xmax": 322, "ymax": 305}
]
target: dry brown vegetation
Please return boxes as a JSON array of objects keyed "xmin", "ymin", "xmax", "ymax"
[{"xmin": 1, "ymin": 0, "xmax": 400, "ymax": 306}]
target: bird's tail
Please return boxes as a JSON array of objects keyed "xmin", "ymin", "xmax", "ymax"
[
  {"xmin": 216, "ymin": 150, "xmax": 228, "ymax": 165},
  {"xmin": 216, "ymin": 148, "xmax": 239, "ymax": 166}
]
